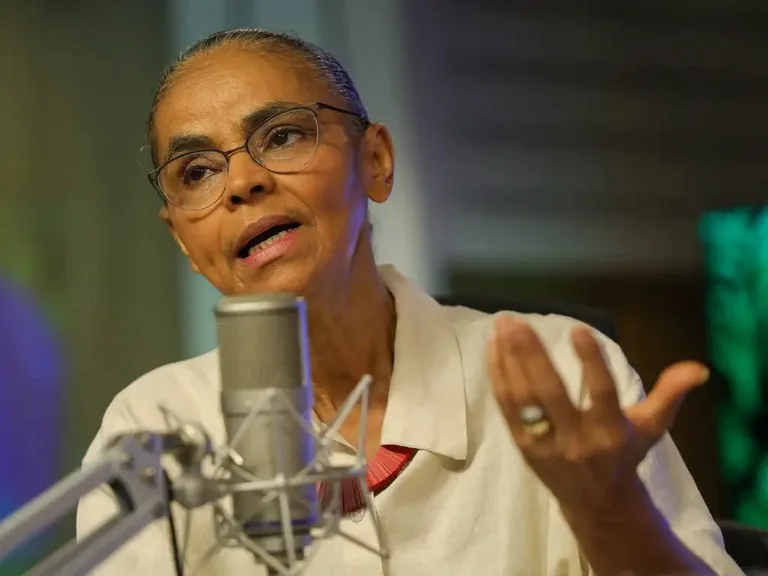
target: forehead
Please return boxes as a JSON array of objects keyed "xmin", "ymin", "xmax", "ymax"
[{"xmin": 154, "ymin": 47, "xmax": 332, "ymax": 148}]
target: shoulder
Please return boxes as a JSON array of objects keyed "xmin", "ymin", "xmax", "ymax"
[
  {"xmin": 442, "ymin": 300, "xmax": 612, "ymax": 351},
  {"xmin": 444, "ymin": 302, "xmax": 588, "ymax": 344},
  {"xmin": 83, "ymin": 350, "xmax": 223, "ymax": 462},
  {"xmin": 108, "ymin": 349, "xmax": 220, "ymax": 424},
  {"xmin": 440, "ymin": 303, "xmax": 643, "ymax": 407}
]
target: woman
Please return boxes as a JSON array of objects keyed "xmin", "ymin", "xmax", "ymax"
[{"xmin": 77, "ymin": 28, "xmax": 742, "ymax": 575}]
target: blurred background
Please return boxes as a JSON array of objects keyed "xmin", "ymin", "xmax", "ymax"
[{"xmin": 1, "ymin": 0, "xmax": 767, "ymax": 572}]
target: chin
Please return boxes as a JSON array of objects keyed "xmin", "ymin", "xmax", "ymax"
[{"xmin": 231, "ymin": 261, "xmax": 320, "ymax": 297}]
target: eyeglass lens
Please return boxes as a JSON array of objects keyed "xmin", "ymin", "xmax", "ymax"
[{"xmin": 158, "ymin": 108, "xmax": 320, "ymax": 209}]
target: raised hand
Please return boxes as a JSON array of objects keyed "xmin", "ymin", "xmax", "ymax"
[{"xmin": 487, "ymin": 315, "xmax": 709, "ymax": 515}]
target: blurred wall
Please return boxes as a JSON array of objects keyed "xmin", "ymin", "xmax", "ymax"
[
  {"xmin": 0, "ymin": 0, "xmax": 182, "ymax": 472},
  {"xmin": 405, "ymin": 0, "xmax": 768, "ymax": 275}
]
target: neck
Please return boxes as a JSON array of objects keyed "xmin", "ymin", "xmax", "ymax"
[{"xmin": 306, "ymin": 240, "xmax": 396, "ymax": 414}]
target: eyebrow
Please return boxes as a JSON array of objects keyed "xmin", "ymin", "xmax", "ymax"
[
  {"xmin": 161, "ymin": 101, "xmax": 303, "ymax": 165},
  {"xmin": 239, "ymin": 101, "xmax": 300, "ymax": 134}
]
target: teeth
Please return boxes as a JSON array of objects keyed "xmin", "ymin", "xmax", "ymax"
[{"xmin": 248, "ymin": 229, "xmax": 291, "ymax": 255}]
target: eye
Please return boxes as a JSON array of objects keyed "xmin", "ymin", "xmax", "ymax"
[
  {"xmin": 169, "ymin": 152, "xmax": 226, "ymax": 189},
  {"xmin": 265, "ymin": 126, "xmax": 305, "ymax": 149},
  {"xmin": 184, "ymin": 164, "xmax": 214, "ymax": 184}
]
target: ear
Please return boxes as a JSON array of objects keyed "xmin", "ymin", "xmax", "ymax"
[
  {"xmin": 159, "ymin": 206, "xmax": 201, "ymax": 274},
  {"xmin": 361, "ymin": 123, "xmax": 395, "ymax": 204}
]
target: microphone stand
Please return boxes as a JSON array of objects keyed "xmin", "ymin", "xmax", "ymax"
[
  {"xmin": 0, "ymin": 375, "xmax": 388, "ymax": 576},
  {"xmin": 0, "ymin": 431, "xmax": 183, "ymax": 576}
]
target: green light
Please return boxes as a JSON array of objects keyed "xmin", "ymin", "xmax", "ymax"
[
  {"xmin": 701, "ymin": 206, "xmax": 768, "ymax": 526},
  {"xmin": 718, "ymin": 404, "xmax": 757, "ymax": 483}
]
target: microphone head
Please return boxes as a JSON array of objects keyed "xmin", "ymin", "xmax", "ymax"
[
  {"xmin": 214, "ymin": 293, "xmax": 311, "ymax": 392},
  {"xmin": 213, "ymin": 292, "xmax": 318, "ymax": 563}
]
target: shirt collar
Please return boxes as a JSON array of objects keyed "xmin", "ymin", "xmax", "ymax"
[{"xmin": 376, "ymin": 265, "xmax": 468, "ymax": 461}]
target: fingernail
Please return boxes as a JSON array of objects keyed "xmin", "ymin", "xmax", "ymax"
[{"xmin": 699, "ymin": 367, "xmax": 711, "ymax": 383}]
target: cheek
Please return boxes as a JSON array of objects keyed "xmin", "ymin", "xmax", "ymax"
[
  {"xmin": 173, "ymin": 215, "xmax": 223, "ymax": 265},
  {"xmin": 304, "ymin": 180, "xmax": 365, "ymax": 262},
  {"xmin": 297, "ymin": 153, "xmax": 367, "ymax": 238}
]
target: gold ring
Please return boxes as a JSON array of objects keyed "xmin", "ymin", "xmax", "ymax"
[
  {"xmin": 519, "ymin": 405, "xmax": 553, "ymax": 438},
  {"xmin": 522, "ymin": 419, "xmax": 552, "ymax": 438}
]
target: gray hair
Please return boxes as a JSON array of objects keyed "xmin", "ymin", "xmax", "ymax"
[{"xmin": 147, "ymin": 28, "xmax": 369, "ymax": 167}]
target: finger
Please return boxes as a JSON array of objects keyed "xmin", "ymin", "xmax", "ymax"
[
  {"xmin": 627, "ymin": 361, "xmax": 710, "ymax": 443},
  {"xmin": 570, "ymin": 325, "xmax": 622, "ymax": 423},
  {"xmin": 489, "ymin": 317, "xmax": 538, "ymax": 437},
  {"xmin": 488, "ymin": 325, "xmax": 514, "ymax": 421},
  {"xmin": 505, "ymin": 318, "xmax": 581, "ymax": 434}
]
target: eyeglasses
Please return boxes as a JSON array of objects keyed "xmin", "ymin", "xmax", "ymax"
[{"xmin": 148, "ymin": 102, "xmax": 370, "ymax": 211}]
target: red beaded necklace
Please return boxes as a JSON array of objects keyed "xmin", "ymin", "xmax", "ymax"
[{"xmin": 318, "ymin": 445, "xmax": 417, "ymax": 515}]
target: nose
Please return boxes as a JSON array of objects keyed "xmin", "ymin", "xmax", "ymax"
[{"xmin": 223, "ymin": 149, "xmax": 275, "ymax": 208}]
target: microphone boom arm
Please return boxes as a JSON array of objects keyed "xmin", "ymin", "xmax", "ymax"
[
  {"xmin": 0, "ymin": 374, "xmax": 389, "ymax": 576},
  {"xmin": 0, "ymin": 432, "xmax": 174, "ymax": 576}
]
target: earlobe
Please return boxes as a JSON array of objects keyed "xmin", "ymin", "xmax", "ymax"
[
  {"xmin": 158, "ymin": 208, "xmax": 201, "ymax": 274},
  {"xmin": 173, "ymin": 232, "xmax": 203, "ymax": 275},
  {"xmin": 368, "ymin": 173, "xmax": 394, "ymax": 205},
  {"xmin": 364, "ymin": 124, "xmax": 395, "ymax": 204}
]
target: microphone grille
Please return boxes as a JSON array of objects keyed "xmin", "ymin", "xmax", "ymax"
[{"xmin": 214, "ymin": 293, "xmax": 310, "ymax": 391}]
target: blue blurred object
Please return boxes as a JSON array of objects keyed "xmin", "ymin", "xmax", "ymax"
[{"xmin": 0, "ymin": 276, "xmax": 64, "ymax": 572}]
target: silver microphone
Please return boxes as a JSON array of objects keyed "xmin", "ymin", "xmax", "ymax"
[
  {"xmin": 0, "ymin": 294, "xmax": 387, "ymax": 576},
  {"xmin": 214, "ymin": 293, "xmax": 317, "ymax": 568}
]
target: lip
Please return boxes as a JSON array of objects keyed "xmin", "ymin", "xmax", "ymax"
[
  {"xmin": 238, "ymin": 227, "xmax": 301, "ymax": 269},
  {"xmin": 234, "ymin": 215, "xmax": 301, "ymax": 257}
]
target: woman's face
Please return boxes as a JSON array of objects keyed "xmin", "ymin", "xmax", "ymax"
[{"xmin": 152, "ymin": 46, "xmax": 394, "ymax": 297}]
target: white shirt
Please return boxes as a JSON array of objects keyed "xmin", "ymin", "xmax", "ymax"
[{"xmin": 77, "ymin": 265, "xmax": 742, "ymax": 575}]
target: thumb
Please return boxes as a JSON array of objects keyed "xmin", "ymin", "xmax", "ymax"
[{"xmin": 627, "ymin": 361, "xmax": 710, "ymax": 443}]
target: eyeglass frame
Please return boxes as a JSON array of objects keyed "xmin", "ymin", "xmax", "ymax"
[{"xmin": 147, "ymin": 101, "xmax": 371, "ymax": 211}]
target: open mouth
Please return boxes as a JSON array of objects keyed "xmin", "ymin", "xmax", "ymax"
[{"xmin": 237, "ymin": 222, "xmax": 300, "ymax": 259}]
